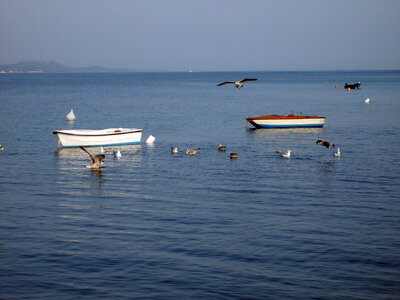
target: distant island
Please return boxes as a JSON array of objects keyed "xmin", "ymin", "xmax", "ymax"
[{"xmin": 0, "ymin": 61, "xmax": 134, "ymax": 73}]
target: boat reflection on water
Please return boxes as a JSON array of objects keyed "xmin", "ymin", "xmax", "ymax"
[
  {"xmin": 246, "ymin": 127, "xmax": 326, "ymax": 146},
  {"xmin": 247, "ymin": 127, "xmax": 324, "ymax": 137},
  {"xmin": 55, "ymin": 144, "xmax": 142, "ymax": 159}
]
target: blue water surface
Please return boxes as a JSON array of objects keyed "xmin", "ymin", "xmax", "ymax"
[{"xmin": 1, "ymin": 71, "xmax": 400, "ymax": 299}]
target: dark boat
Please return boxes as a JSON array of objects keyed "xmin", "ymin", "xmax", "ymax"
[{"xmin": 344, "ymin": 82, "xmax": 361, "ymax": 90}]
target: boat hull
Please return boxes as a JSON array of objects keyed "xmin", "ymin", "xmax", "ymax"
[
  {"xmin": 53, "ymin": 128, "xmax": 142, "ymax": 148},
  {"xmin": 247, "ymin": 115, "xmax": 325, "ymax": 129}
]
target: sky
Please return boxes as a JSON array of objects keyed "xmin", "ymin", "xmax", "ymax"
[{"xmin": 1, "ymin": 0, "xmax": 400, "ymax": 71}]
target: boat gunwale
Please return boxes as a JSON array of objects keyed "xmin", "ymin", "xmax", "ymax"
[
  {"xmin": 246, "ymin": 114, "xmax": 325, "ymax": 121},
  {"xmin": 61, "ymin": 141, "xmax": 141, "ymax": 148},
  {"xmin": 247, "ymin": 120, "xmax": 325, "ymax": 129},
  {"xmin": 53, "ymin": 129, "xmax": 143, "ymax": 137}
]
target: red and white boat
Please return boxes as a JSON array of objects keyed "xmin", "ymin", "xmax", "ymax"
[{"xmin": 246, "ymin": 113, "xmax": 325, "ymax": 129}]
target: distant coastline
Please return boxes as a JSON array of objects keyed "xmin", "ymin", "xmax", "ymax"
[
  {"xmin": 0, "ymin": 60, "xmax": 133, "ymax": 73},
  {"xmin": 1, "ymin": 61, "xmax": 399, "ymax": 74}
]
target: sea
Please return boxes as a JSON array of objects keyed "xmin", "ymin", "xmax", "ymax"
[{"xmin": 0, "ymin": 70, "xmax": 399, "ymax": 299}]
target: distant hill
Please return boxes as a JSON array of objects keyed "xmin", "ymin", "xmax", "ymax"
[{"xmin": 0, "ymin": 61, "xmax": 133, "ymax": 73}]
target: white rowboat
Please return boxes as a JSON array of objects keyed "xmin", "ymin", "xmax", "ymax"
[{"xmin": 53, "ymin": 128, "xmax": 142, "ymax": 148}]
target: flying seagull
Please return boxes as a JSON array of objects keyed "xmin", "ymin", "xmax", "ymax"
[
  {"xmin": 80, "ymin": 146, "xmax": 105, "ymax": 169},
  {"xmin": 316, "ymin": 140, "xmax": 335, "ymax": 149},
  {"xmin": 276, "ymin": 150, "xmax": 292, "ymax": 158},
  {"xmin": 217, "ymin": 78, "xmax": 257, "ymax": 89},
  {"xmin": 186, "ymin": 148, "xmax": 200, "ymax": 155}
]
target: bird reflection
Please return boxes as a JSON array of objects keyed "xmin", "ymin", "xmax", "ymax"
[
  {"xmin": 90, "ymin": 168, "xmax": 104, "ymax": 179},
  {"xmin": 318, "ymin": 161, "xmax": 335, "ymax": 171}
]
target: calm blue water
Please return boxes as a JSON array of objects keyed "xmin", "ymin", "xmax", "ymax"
[{"xmin": 1, "ymin": 71, "xmax": 400, "ymax": 299}]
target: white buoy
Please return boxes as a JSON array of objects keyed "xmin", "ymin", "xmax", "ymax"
[
  {"xmin": 66, "ymin": 109, "xmax": 76, "ymax": 121},
  {"xmin": 146, "ymin": 135, "xmax": 155, "ymax": 144},
  {"xmin": 365, "ymin": 98, "xmax": 371, "ymax": 103}
]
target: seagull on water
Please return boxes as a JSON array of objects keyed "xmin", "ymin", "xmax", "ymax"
[
  {"xmin": 171, "ymin": 147, "xmax": 178, "ymax": 154},
  {"xmin": 365, "ymin": 98, "xmax": 371, "ymax": 103},
  {"xmin": 218, "ymin": 144, "xmax": 226, "ymax": 152},
  {"xmin": 230, "ymin": 153, "xmax": 238, "ymax": 159},
  {"xmin": 217, "ymin": 78, "xmax": 257, "ymax": 89},
  {"xmin": 80, "ymin": 147, "xmax": 105, "ymax": 169},
  {"xmin": 333, "ymin": 148, "xmax": 341, "ymax": 157},
  {"xmin": 276, "ymin": 150, "xmax": 292, "ymax": 158},
  {"xmin": 316, "ymin": 140, "xmax": 335, "ymax": 149},
  {"xmin": 186, "ymin": 148, "xmax": 200, "ymax": 155},
  {"xmin": 114, "ymin": 149, "xmax": 121, "ymax": 158}
]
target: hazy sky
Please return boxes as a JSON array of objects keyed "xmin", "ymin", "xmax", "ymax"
[{"xmin": 1, "ymin": 0, "xmax": 399, "ymax": 71}]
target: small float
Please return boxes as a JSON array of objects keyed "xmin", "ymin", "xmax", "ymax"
[
  {"xmin": 246, "ymin": 113, "xmax": 325, "ymax": 129},
  {"xmin": 66, "ymin": 109, "xmax": 76, "ymax": 121},
  {"xmin": 53, "ymin": 128, "xmax": 142, "ymax": 148}
]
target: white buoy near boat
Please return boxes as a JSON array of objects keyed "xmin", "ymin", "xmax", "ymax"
[
  {"xmin": 66, "ymin": 109, "xmax": 76, "ymax": 121},
  {"xmin": 146, "ymin": 135, "xmax": 155, "ymax": 144},
  {"xmin": 365, "ymin": 98, "xmax": 371, "ymax": 103}
]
